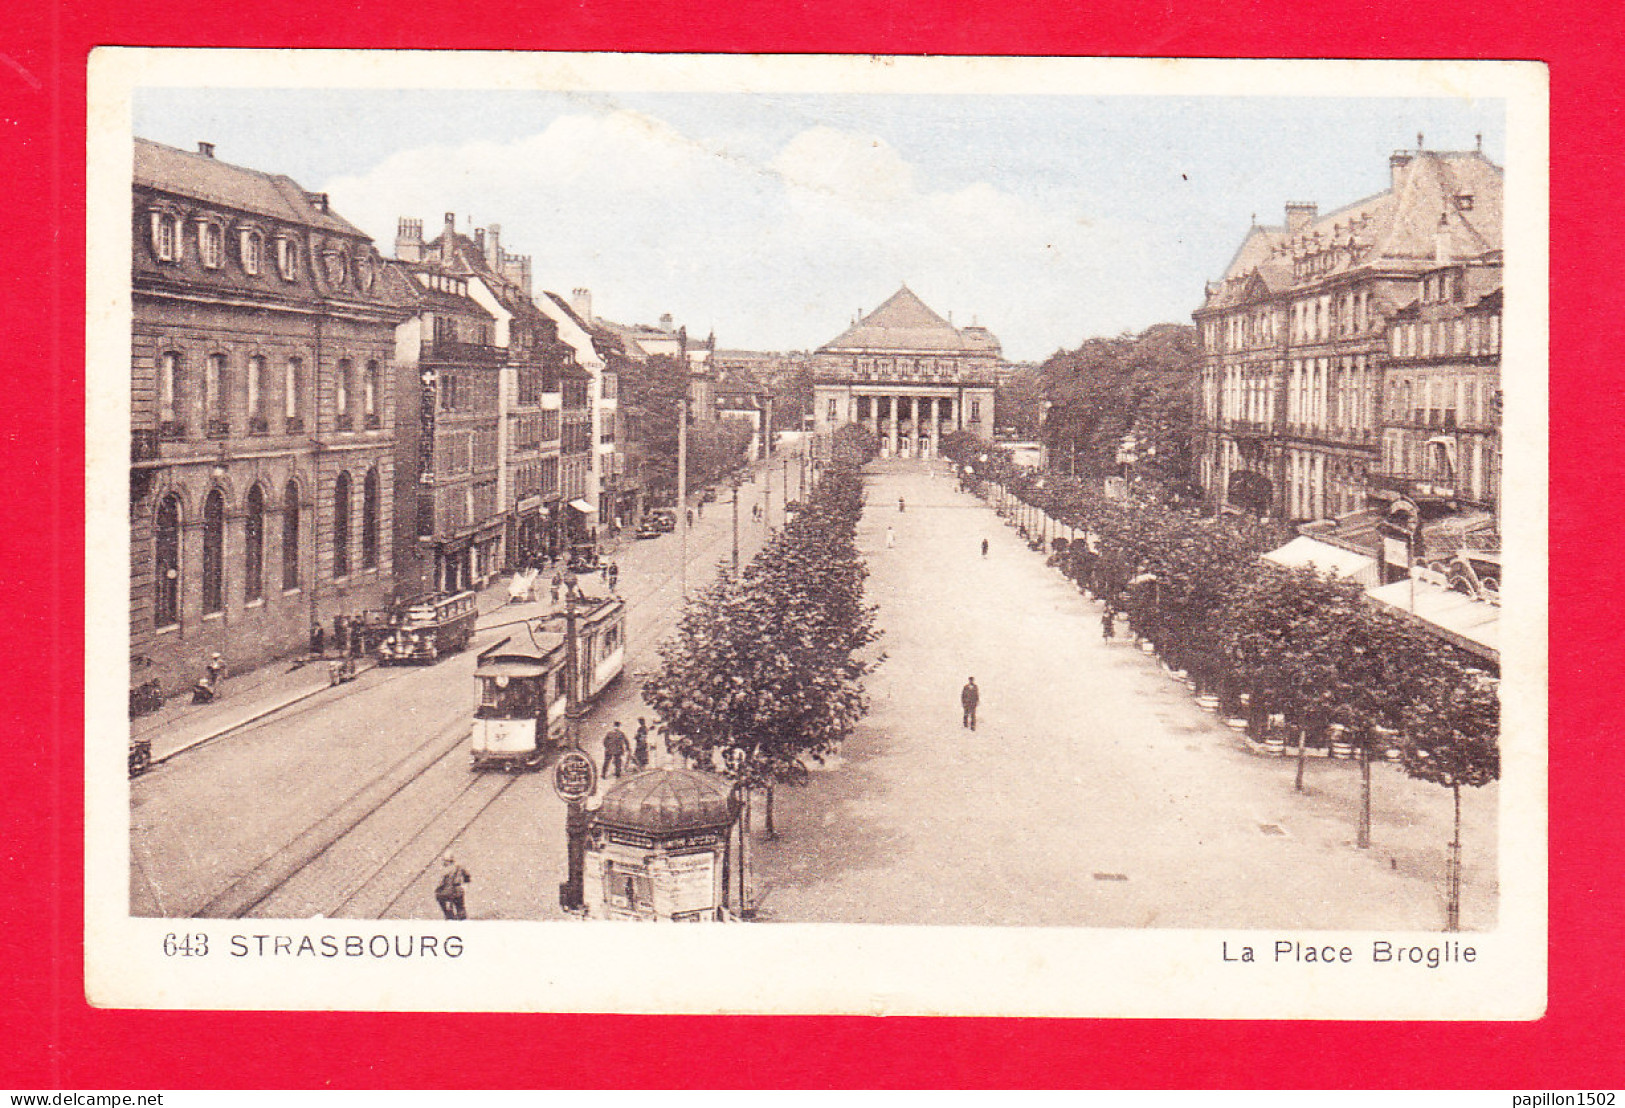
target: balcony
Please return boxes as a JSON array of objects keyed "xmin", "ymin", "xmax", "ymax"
[
  {"xmin": 158, "ymin": 420, "xmax": 187, "ymax": 441},
  {"xmin": 1369, "ymin": 471, "xmax": 1458, "ymax": 503},
  {"xmin": 248, "ymin": 415, "xmax": 269, "ymax": 436},
  {"xmin": 365, "ymin": 413, "xmax": 382, "ymax": 430},
  {"xmin": 205, "ymin": 418, "xmax": 231, "ymax": 440},
  {"xmin": 335, "ymin": 414, "xmax": 354, "ymax": 432},
  {"xmin": 422, "ymin": 339, "xmax": 504, "ymax": 364},
  {"xmin": 284, "ymin": 415, "xmax": 304, "ymax": 434}
]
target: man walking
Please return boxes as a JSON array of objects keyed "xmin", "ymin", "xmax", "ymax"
[
  {"xmin": 606, "ymin": 561, "xmax": 619, "ymax": 592},
  {"xmin": 633, "ymin": 718, "xmax": 650, "ymax": 769},
  {"xmin": 981, "ymin": 538, "xmax": 989, "ymax": 558},
  {"xmin": 960, "ymin": 676, "xmax": 980, "ymax": 731},
  {"xmin": 435, "ymin": 854, "xmax": 471, "ymax": 920},
  {"xmin": 602, "ymin": 721, "xmax": 630, "ymax": 778},
  {"xmin": 1101, "ymin": 605, "xmax": 1116, "ymax": 642},
  {"xmin": 886, "ymin": 526, "xmax": 895, "ymax": 549}
]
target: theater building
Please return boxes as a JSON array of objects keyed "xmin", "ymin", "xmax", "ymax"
[
  {"xmin": 812, "ymin": 286, "xmax": 998, "ymax": 458},
  {"xmin": 131, "ymin": 138, "xmax": 408, "ymax": 692}
]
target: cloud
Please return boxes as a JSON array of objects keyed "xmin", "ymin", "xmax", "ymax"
[{"xmin": 323, "ymin": 109, "xmax": 1155, "ymax": 359}]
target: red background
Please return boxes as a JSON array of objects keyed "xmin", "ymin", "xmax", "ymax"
[{"xmin": 4, "ymin": 0, "xmax": 1618, "ymax": 1088}]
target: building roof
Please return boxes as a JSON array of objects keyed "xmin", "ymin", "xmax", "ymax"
[
  {"xmin": 1366, "ymin": 577, "xmax": 1498, "ymax": 664},
  {"xmin": 1200, "ymin": 149, "xmax": 1504, "ymax": 313},
  {"xmin": 594, "ymin": 768, "xmax": 736, "ymax": 834},
  {"xmin": 134, "ymin": 138, "xmax": 367, "ymax": 237},
  {"xmin": 819, "ymin": 286, "xmax": 995, "ymax": 355}
]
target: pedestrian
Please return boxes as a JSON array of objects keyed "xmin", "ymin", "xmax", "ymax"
[
  {"xmin": 602, "ymin": 721, "xmax": 630, "ymax": 778},
  {"xmin": 435, "ymin": 854, "xmax": 471, "ymax": 920},
  {"xmin": 633, "ymin": 718, "xmax": 650, "ymax": 769},
  {"xmin": 310, "ymin": 621, "xmax": 325, "ymax": 658},
  {"xmin": 981, "ymin": 538, "xmax": 989, "ymax": 558},
  {"xmin": 550, "ymin": 572, "xmax": 562, "ymax": 604},
  {"xmin": 960, "ymin": 676, "xmax": 979, "ymax": 730},
  {"xmin": 206, "ymin": 651, "xmax": 226, "ymax": 688},
  {"xmin": 1101, "ymin": 606, "xmax": 1116, "ymax": 642},
  {"xmin": 885, "ymin": 526, "xmax": 895, "ymax": 549},
  {"xmin": 606, "ymin": 561, "xmax": 619, "ymax": 592},
  {"xmin": 698, "ymin": 500, "xmax": 706, "ymax": 519},
  {"xmin": 686, "ymin": 507, "xmax": 695, "ymax": 528},
  {"xmin": 898, "ymin": 496, "xmax": 906, "ymax": 513}
]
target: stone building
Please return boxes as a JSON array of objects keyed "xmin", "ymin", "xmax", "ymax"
[
  {"xmin": 812, "ymin": 286, "xmax": 998, "ymax": 458},
  {"xmin": 1191, "ymin": 141, "xmax": 1503, "ymax": 521},
  {"xmin": 131, "ymin": 138, "xmax": 409, "ymax": 692}
]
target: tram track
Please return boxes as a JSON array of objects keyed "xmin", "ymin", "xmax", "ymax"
[{"xmin": 186, "ymin": 483, "xmax": 779, "ymax": 921}]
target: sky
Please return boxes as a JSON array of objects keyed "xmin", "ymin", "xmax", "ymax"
[{"xmin": 133, "ymin": 89, "xmax": 1505, "ymax": 362}]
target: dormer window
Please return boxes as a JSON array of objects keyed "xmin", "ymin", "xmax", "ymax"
[
  {"xmin": 1455, "ymin": 193, "xmax": 1475, "ymax": 211},
  {"xmin": 149, "ymin": 210, "xmax": 183, "ymax": 262},
  {"xmin": 240, "ymin": 228, "xmax": 263, "ymax": 275},
  {"xmin": 276, "ymin": 236, "xmax": 300, "ymax": 281},
  {"xmin": 323, "ymin": 250, "xmax": 348, "ymax": 287},
  {"xmin": 199, "ymin": 220, "xmax": 225, "ymax": 269}
]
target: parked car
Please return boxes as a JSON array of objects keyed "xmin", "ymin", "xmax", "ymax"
[
  {"xmin": 699, "ymin": 488, "xmax": 718, "ymax": 504},
  {"xmin": 635, "ymin": 521, "xmax": 663, "ymax": 540},
  {"xmin": 648, "ymin": 508, "xmax": 677, "ymax": 532}
]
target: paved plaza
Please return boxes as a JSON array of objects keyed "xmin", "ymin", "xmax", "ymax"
[{"xmin": 748, "ymin": 458, "xmax": 1497, "ymax": 930}]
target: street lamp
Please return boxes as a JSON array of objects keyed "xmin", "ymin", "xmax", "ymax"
[{"xmin": 555, "ymin": 571, "xmax": 588, "ymax": 910}]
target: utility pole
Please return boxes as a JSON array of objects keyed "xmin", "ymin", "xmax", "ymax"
[
  {"xmin": 731, "ymin": 476, "xmax": 740, "ymax": 574},
  {"xmin": 677, "ymin": 395, "xmax": 688, "ymax": 600},
  {"xmin": 560, "ymin": 574, "xmax": 587, "ymax": 910}
]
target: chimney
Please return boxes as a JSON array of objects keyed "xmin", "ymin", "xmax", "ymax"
[
  {"xmin": 395, "ymin": 217, "xmax": 423, "ymax": 263},
  {"xmin": 474, "ymin": 228, "xmax": 485, "ymax": 254},
  {"xmin": 197, "ymin": 141, "xmax": 215, "ymax": 158},
  {"xmin": 1390, "ymin": 151, "xmax": 1414, "ymax": 190},
  {"xmin": 1285, "ymin": 202, "xmax": 1317, "ymax": 233},
  {"xmin": 444, "ymin": 212, "xmax": 457, "ymax": 239},
  {"xmin": 304, "ymin": 192, "xmax": 329, "ymax": 213},
  {"xmin": 571, "ymin": 287, "xmax": 593, "ymax": 324},
  {"xmin": 660, "ymin": 312, "xmax": 674, "ymax": 329},
  {"xmin": 486, "ymin": 224, "xmax": 502, "ymax": 270},
  {"xmin": 1435, "ymin": 211, "xmax": 1452, "ymax": 263}
]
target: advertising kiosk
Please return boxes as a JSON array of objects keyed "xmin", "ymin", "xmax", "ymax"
[{"xmin": 585, "ymin": 769, "xmax": 736, "ymax": 922}]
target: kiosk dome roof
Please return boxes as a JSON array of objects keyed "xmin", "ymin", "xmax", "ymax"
[{"xmin": 596, "ymin": 768, "xmax": 735, "ymax": 834}]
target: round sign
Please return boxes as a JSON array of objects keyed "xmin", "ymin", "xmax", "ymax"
[{"xmin": 552, "ymin": 749, "xmax": 598, "ymax": 803}]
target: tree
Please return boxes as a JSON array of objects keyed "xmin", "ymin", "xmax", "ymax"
[{"xmin": 642, "ymin": 461, "xmax": 883, "ymax": 838}]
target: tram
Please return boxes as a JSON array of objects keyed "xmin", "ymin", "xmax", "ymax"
[
  {"xmin": 470, "ymin": 594, "xmax": 626, "ymax": 770},
  {"xmin": 378, "ymin": 591, "xmax": 477, "ymax": 664}
]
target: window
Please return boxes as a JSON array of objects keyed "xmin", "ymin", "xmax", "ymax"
[
  {"xmin": 206, "ymin": 354, "xmax": 229, "ymax": 437},
  {"xmin": 247, "ymin": 355, "xmax": 266, "ymax": 432},
  {"xmin": 364, "ymin": 360, "xmax": 379, "ymax": 427},
  {"xmin": 282, "ymin": 481, "xmax": 302, "ymax": 590},
  {"xmin": 202, "ymin": 488, "xmax": 225, "ymax": 615},
  {"xmin": 240, "ymin": 229, "xmax": 262, "ymax": 275},
  {"xmin": 150, "ymin": 211, "xmax": 181, "ymax": 262},
  {"xmin": 335, "ymin": 358, "xmax": 353, "ymax": 429},
  {"xmin": 200, "ymin": 221, "xmax": 225, "ymax": 269},
  {"xmin": 970, "ymin": 400, "xmax": 981, "ymax": 422},
  {"xmin": 244, "ymin": 484, "xmax": 265, "ymax": 603},
  {"xmin": 159, "ymin": 351, "xmax": 183, "ymax": 434},
  {"xmin": 361, "ymin": 468, "xmax": 379, "ymax": 570},
  {"xmin": 284, "ymin": 357, "xmax": 304, "ymax": 431},
  {"xmin": 332, "ymin": 471, "xmax": 351, "ymax": 579},
  {"xmin": 276, "ymin": 236, "xmax": 299, "ymax": 281},
  {"xmin": 155, "ymin": 494, "xmax": 181, "ymax": 628},
  {"xmin": 827, "ymin": 398, "xmax": 837, "ymax": 422},
  {"xmin": 440, "ymin": 372, "xmax": 460, "ymax": 411}
]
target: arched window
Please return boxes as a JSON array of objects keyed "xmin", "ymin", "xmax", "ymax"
[
  {"xmin": 244, "ymin": 484, "xmax": 265, "ymax": 603},
  {"xmin": 332, "ymin": 471, "xmax": 351, "ymax": 578},
  {"xmin": 202, "ymin": 488, "xmax": 225, "ymax": 615},
  {"xmin": 200, "ymin": 220, "xmax": 225, "ymax": 269},
  {"xmin": 362, "ymin": 467, "xmax": 379, "ymax": 570},
  {"xmin": 239, "ymin": 229, "xmax": 263, "ymax": 275},
  {"xmin": 282, "ymin": 480, "xmax": 301, "ymax": 590},
  {"xmin": 155, "ymin": 494, "xmax": 181, "ymax": 628}
]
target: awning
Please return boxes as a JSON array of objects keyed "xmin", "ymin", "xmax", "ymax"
[
  {"xmin": 568, "ymin": 498, "xmax": 596, "ymax": 514},
  {"xmin": 1365, "ymin": 577, "xmax": 1499, "ymax": 665},
  {"xmin": 1262, "ymin": 535, "xmax": 1381, "ymax": 589}
]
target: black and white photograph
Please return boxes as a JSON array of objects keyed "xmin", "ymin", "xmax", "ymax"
[{"xmin": 86, "ymin": 51, "xmax": 1547, "ymax": 1017}]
